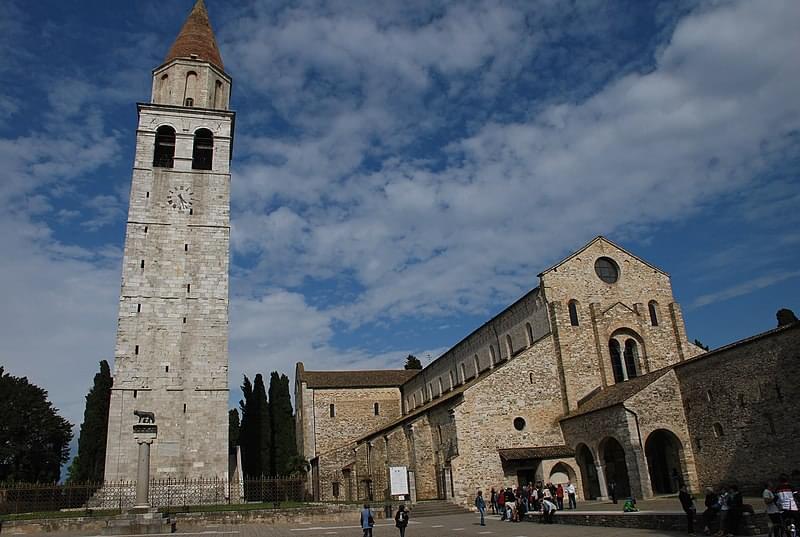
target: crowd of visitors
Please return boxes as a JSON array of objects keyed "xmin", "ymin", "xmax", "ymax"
[{"xmin": 483, "ymin": 481, "xmax": 578, "ymax": 524}]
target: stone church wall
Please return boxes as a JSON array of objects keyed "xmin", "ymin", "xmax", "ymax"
[
  {"xmin": 402, "ymin": 288, "xmax": 550, "ymax": 412},
  {"xmin": 675, "ymin": 323, "xmax": 800, "ymax": 493}
]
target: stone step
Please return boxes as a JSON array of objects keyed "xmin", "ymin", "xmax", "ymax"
[{"xmin": 407, "ymin": 500, "xmax": 471, "ymax": 518}]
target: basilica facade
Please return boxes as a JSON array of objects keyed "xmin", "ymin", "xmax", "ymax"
[{"xmin": 295, "ymin": 237, "xmax": 800, "ymax": 507}]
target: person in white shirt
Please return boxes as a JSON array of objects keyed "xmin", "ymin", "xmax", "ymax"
[
  {"xmin": 541, "ymin": 498, "xmax": 557, "ymax": 524},
  {"xmin": 763, "ymin": 482, "xmax": 781, "ymax": 537},
  {"xmin": 566, "ymin": 482, "xmax": 577, "ymax": 509}
]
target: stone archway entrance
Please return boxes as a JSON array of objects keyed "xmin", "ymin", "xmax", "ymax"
[
  {"xmin": 576, "ymin": 444, "xmax": 601, "ymax": 500},
  {"xmin": 600, "ymin": 437, "xmax": 630, "ymax": 499},
  {"xmin": 645, "ymin": 429, "xmax": 684, "ymax": 494}
]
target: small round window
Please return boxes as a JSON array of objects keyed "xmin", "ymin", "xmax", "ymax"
[
  {"xmin": 594, "ymin": 257, "xmax": 619, "ymax": 284},
  {"xmin": 513, "ymin": 417, "xmax": 526, "ymax": 431}
]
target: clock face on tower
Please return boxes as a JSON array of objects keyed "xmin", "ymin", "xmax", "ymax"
[{"xmin": 166, "ymin": 186, "xmax": 194, "ymax": 211}]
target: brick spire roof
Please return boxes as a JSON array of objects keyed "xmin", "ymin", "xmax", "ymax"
[{"xmin": 165, "ymin": 0, "xmax": 224, "ymax": 70}]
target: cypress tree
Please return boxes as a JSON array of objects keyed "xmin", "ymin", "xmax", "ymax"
[
  {"xmin": 228, "ymin": 408, "xmax": 240, "ymax": 453},
  {"xmin": 239, "ymin": 374, "xmax": 272, "ymax": 477},
  {"xmin": 252, "ymin": 374, "xmax": 272, "ymax": 476},
  {"xmin": 68, "ymin": 360, "xmax": 113, "ymax": 482},
  {"xmin": 268, "ymin": 372, "xmax": 298, "ymax": 475}
]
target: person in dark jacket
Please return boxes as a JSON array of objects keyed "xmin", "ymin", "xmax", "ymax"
[
  {"xmin": 703, "ymin": 487, "xmax": 719, "ymax": 536},
  {"xmin": 725, "ymin": 485, "xmax": 743, "ymax": 536},
  {"xmin": 395, "ymin": 504, "xmax": 409, "ymax": 537},
  {"xmin": 679, "ymin": 484, "xmax": 697, "ymax": 535},
  {"xmin": 475, "ymin": 491, "xmax": 486, "ymax": 526}
]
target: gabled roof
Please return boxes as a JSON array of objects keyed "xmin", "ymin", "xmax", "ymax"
[
  {"xmin": 300, "ymin": 368, "xmax": 419, "ymax": 389},
  {"xmin": 165, "ymin": 0, "xmax": 225, "ymax": 71},
  {"xmin": 560, "ymin": 368, "xmax": 672, "ymax": 420},
  {"xmin": 538, "ymin": 236, "xmax": 669, "ymax": 278}
]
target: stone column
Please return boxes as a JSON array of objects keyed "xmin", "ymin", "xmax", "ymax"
[
  {"xmin": 594, "ymin": 462, "xmax": 609, "ymax": 500},
  {"xmin": 132, "ymin": 422, "xmax": 158, "ymax": 510}
]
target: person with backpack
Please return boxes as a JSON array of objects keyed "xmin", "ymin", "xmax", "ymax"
[
  {"xmin": 361, "ymin": 503, "xmax": 375, "ymax": 537},
  {"xmin": 395, "ymin": 504, "xmax": 410, "ymax": 537},
  {"xmin": 703, "ymin": 486, "xmax": 720, "ymax": 536}
]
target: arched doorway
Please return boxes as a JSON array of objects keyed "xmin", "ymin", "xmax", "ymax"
[
  {"xmin": 600, "ymin": 437, "xmax": 631, "ymax": 498},
  {"xmin": 645, "ymin": 429, "xmax": 685, "ymax": 494},
  {"xmin": 549, "ymin": 462, "xmax": 576, "ymax": 485},
  {"xmin": 576, "ymin": 444, "xmax": 601, "ymax": 499}
]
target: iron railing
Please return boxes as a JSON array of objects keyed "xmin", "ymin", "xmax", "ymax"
[{"xmin": 0, "ymin": 476, "xmax": 307, "ymax": 516}]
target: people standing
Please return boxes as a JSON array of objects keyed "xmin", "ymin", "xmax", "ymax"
[
  {"xmin": 609, "ymin": 480, "xmax": 617, "ymax": 504},
  {"xmin": 490, "ymin": 487, "xmax": 497, "ymax": 515},
  {"xmin": 679, "ymin": 484, "xmax": 697, "ymax": 536},
  {"xmin": 703, "ymin": 487, "xmax": 719, "ymax": 536},
  {"xmin": 715, "ymin": 487, "xmax": 729, "ymax": 537},
  {"xmin": 361, "ymin": 504, "xmax": 374, "ymax": 537},
  {"xmin": 394, "ymin": 504, "xmax": 409, "ymax": 537},
  {"xmin": 566, "ymin": 481, "xmax": 577, "ymax": 509},
  {"xmin": 776, "ymin": 474, "xmax": 799, "ymax": 535},
  {"xmin": 556, "ymin": 483, "xmax": 565, "ymax": 511},
  {"xmin": 497, "ymin": 486, "xmax": 506, "ymax": 521},
  {"xmin": 762, "ymin": 482, "xmax": 782, "ymax": 537},
  {"xmin": 726, "ymin": 484, "xmax": 743, "ymax": 536},
  {"xmin": 475, "ymin": 490, "xmax": 486, "ymax": 526}
]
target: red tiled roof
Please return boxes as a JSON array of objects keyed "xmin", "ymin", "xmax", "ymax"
[{"xmin": 165, "ymin": 0, "xmax": 224, "ymax": 70}]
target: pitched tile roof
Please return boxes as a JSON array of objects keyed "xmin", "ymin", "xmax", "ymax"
[
  {"xmin": 165, "ymin": 0, "xmax": 224, "ymax": 70},
  {"xmin": 300, "ymin": 369, "xmax": 419, "ymax": 389},
  {"xmin": 560, "ymin": 368, "xmax": 672, "ymax": 420}
]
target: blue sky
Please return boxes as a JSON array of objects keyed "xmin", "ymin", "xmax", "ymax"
[{"xmin": 1, "ymin": 0, "xmax": 799, "ymax": 442}]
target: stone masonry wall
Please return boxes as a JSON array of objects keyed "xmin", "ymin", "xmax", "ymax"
[
  {"xmin": 542, "ymin": 238, "xmax": 702, "ymax": 411},
  {"xmin": 105, "ymin": 88, "xmax": 233, "ymax": 481},
  {"xmin": 675, "ymin": 323, "xmax": 800, "ymax": 493}
]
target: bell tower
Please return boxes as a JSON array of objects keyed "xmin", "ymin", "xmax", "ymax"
[{"xmin": 104, "ymin": 0, "xmax": 233, "ymax": 482}]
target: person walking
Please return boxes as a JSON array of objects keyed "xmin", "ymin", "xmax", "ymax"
[
  {"xmin": 475, "ymin": 490, "xmax": 487, "ymax": 526},
  {"xmin": 556, "ymin": 483, "xmax": 565, "ymax": 511},
  {"xmin": 490, "ymin": 487, "xmax": 497, "ymax": 515},
  {"xmin": 361, "ymin": 504, "xmax": 374, "ymax": 537},
  {"xmin": 679, "ymin": 484, "xmax": 697, "ymax": 536},
  {"xmin": 497, "ymin": 486, "xmax": 506, "ymax": 520},
  {"xmin": 566, "ymin": 481, "xmax": 577, "ymax": 510},
  {"xmin": 394, "ymin": 504, "xmax": 409, "ymax": 537}
]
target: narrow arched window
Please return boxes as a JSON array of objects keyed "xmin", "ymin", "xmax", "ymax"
[
  {"xmin": 609, "ymin": 340, "xmax": 624, "ymax": 383},
  {"xmin": 460, "ymin": 363, "xmax": 466, "ymax": 384},
  {"xmin": 373, "ymin": 402, "xmax": 379, "ymax": 416},
  {"xmin": 489, "ymin": 345, "xmax": 497, "ymax": 365},
  {"xmin": 473, "ymin": 354, "xmax": 480, "ymax": 376},
  {"xmin": 506, "ymin": 334, "xmax": 514, "ymax": 357},
  {"xmin": 448, "ymin": 371, "xmax": 454, "ymax": 390},
  {"xmin": 329, "ymin": 404, "xmax": 335, "ymax": 418},
  {"xmin": 192, "ymin": 128, "xmax": 213, "ymax": 170},
  {"xmin": 437, "ymin": 378, "xmax": 444, "ymax": 397},
  {"xmin": 525, "ymin": 322, "xmax": 533, "ymax": 345},
  {"xmin": 568, "ymin": 300, "xmax": 579, "ymax": 326},
  {"xmin": 648, "ymin": 300, "xmax": 659, "ymax": 326},
  {"xmin": 712, "ymin": 422, "xmax": 724, "ymax": 437},
  {"xmin": 214, "ymin": 80, "xmax": 224, "ymax": 109},
  {"xmin": 184, "ymin": 71, "xmax": 197, "ymax": 107},
  {"xmin": 624, "ymin": 339, "xmax": 639, "ymax": 379},
  {"xmin": 153, "ymin": 126, "xmax": 176, "ymax": 168}
]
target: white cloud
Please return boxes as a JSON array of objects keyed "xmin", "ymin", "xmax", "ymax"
[{"xmin": 692, "ymin": 271, "xmax": 800, "ymax": 309}]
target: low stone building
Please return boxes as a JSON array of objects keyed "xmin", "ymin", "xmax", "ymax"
[{"xmin": 294, "ymin": 236, "xmax": 800, "ymax": 506}]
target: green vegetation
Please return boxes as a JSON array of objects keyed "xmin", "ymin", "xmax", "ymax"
[
  {"xmin": 0, "ymin": 367, "xmax": 72, "ymax": 482},
  {"xmin": 404, "ymin": 354, "xmax": 422, "ymax": 370},
  {"xmin": 68, "ymin": 360, "xmax": 113, "ymax": 482}
]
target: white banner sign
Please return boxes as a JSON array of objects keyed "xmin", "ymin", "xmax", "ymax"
[{"xmin": 389, "ymin": 466, "xmax": 409, "ymax": 496}]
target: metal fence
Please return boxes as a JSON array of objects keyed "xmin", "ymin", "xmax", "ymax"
[{"xmin": 0, "ymin": 476, "xmax": 307, "ymax": 516}]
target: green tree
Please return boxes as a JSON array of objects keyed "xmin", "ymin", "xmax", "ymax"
[
  {"xmin": 68, "ymin": 360, "xmax": 113, "ymax": 482},
  {"xmin": 228, "ymin": 408, "xmax": 240, "ymax": 453},
  {"xmin": 0, "ymin": 366, "xmax": 73, "ymax": 482},
  {"xmin": 239, "ymin": 374, "xmax": 271, "ymax": 477},
  {"xmin": 269, "ymin": 372, "xmax": 298, "ymax": 475},
  {"xmin": 404, "ymin": 354, "xmax": 422, "ymax": 370},
  {"xmin": 693, "ymin": 339, "xmax": 710, "ymax": 351}
]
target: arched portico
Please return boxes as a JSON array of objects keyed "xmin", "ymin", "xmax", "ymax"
[
  {"xmin": 599, "ymin": 436, "xmax": 631, "ymax": 499},
  {"xmin": 575, "ymin": 443, "xmax": 602, "ymax": 500},
  {"xmin": 645, "ymin": 429, "xmax": 686, "ymax": 495}
]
